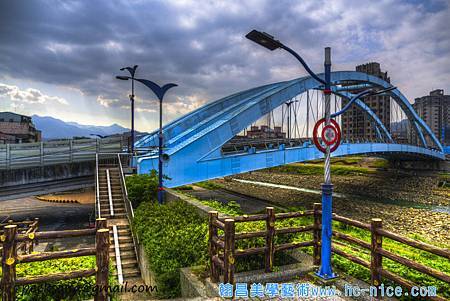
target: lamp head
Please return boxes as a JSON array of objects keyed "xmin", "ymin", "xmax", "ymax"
[
  {"xmin": 116, "ymin": 75, "xmax": 130, "ymax": 81},
  {"xmin": 245, "ymin": 30, "xmax": 283, "ymax": 51}
]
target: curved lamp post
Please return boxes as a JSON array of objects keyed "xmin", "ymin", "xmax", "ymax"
[
  {"xmin": 246, "ymin": 29, "xmax": 398, "ymax": 280},
  {"xmin": 115, "ymin": 73, "xmax": 177, "ymax": 204},
  {"xmin": 246, "ymin": 29, "xmax": 333, "ymax": 280},
  {"xmin": 116, "ymin": 65, "xmax": 138, "ymax": 155}
]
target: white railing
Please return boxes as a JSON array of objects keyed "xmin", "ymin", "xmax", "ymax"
[
  {"xmin": 95, "ymin": 154, "xmax": 101, "ymax": 219},
  {"xmin": 118, "ymin": 154, "xmax": 134, "ymax": 219},
  {"xmin": 106, "ymin": 169, "xmax": 114, "ymax": 217},
  {"xmin": 117, "ymin": 154, "xmax": 141, "ymax": 266},
  {"xmin": 0, "ymin": 136, "xmax": 124, "ymax": 170},
  {"xmin": 112, "ymin": 225, "xmax": 124, "ymax": 284}
]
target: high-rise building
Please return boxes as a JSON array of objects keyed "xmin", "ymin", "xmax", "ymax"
[
  {"xmin": 413, "ymin": 89, "xmax": 450, "ymax": 146},
  {"xmin": 341, "ymin": 62, "xmax": 391, "ymax": 141}
]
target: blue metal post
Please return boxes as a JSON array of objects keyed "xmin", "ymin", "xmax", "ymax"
[
  {"xmin": 158, "ymin": 97, "xmax": 164, "ymax": 204},
  {"xmin": 317, "ymin": 47, "xmax": 336, "ymax": 279}
]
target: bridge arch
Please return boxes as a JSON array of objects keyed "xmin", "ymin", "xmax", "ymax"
[{"xmin": 135, "ymin": 71, "xmax": 445, "ymax": 187}]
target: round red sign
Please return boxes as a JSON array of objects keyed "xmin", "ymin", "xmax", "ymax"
[{"xmin": 313, "ymin": 118, "xmax": 341, "ymax": 153}]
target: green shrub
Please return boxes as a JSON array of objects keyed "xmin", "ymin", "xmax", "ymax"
[
  {"xmin": 133, "ymin": 200, "xmax": 208, "ymax": 298},
  {"xmin": 0, "ymin": 256, "xmax": 117, "ymax": 301},
  {"xmin": 126, "ymin": 171, "xmax": 159, "ymax": 207}
]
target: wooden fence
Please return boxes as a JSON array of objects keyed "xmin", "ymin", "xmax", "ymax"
[
  {"xmin": 0, "ymin": 218, "xmax": 110, "ymax": 301},
  {"xmin": 0, "ymin": 219, "xmax": 39, "ymax": 255},
  {"xmin": 208, "ymin": 204, "xmax": 450, "ymax": 301}
]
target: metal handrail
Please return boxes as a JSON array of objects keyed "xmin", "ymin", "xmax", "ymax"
[
  {"xmin": 112, "ymin": 225, "xmax": 124, "ymax": 284},
  {"xmin": 117, "ymin": 154, "xmax": 140, "ymax": 265},
  {"xmin": 106, "ymin": 169, "xmax": 114, "ymax": 216},
  {"xmin": 118, "ymin": 154, "xmax": 134, "ymax": 218},
  {"xmin": 95, "ymin": 153, "xmax": 101, "ymax": 219}
]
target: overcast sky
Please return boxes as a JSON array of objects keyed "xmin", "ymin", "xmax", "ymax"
[{"xmin": 0, "ymin": 0, "xmax": 449, "ymax": 131}]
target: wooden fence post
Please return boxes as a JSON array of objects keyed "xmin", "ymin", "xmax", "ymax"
[
  {"xmin": 313, "ymin": 203, "xmax": 322, "ymax": 266},
  {"xmin": 32, "ymin": 218, "xmax": 39, "ymax": 250},
  {"xmin": 208, "ymin": 211, "xmax": 219, "ymax": 283},
  {"xmin": 371, "ymin": 218, "xmax": 383, "ymax": 292},
  {"xmin": 223, "ymin": 219, "xmax": 235, "ymax": 284},
  {"xmin": 1, "ymin": 224, "xmax": 17, "ymax": 301},
  {"xmin": 96, "ymin": 218, "xmax": 107, "ymax": 230},
  {"xmin": 265, "ymin": 207, "xmax": 275, "ymax": 272},
  {"xmin": 95, "ymin": 218, "xmax": 110, "ymax": 301}
]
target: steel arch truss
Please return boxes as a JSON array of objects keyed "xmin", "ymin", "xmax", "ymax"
[{"xmin": 135, "ymin": 71, "xmax": 445, "ymax": 187}]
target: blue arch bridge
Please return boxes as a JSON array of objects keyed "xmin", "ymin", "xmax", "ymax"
[{"xmin": 134, "ymin": 71, "xmax": 446, "ymax": 188}]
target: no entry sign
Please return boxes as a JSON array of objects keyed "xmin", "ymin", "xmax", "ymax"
[{"xmin": 313, "ymin": 118, "xmax": 341, "ymax": 153}]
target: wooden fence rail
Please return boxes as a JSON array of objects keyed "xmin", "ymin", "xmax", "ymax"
[
  {"xmin": 0, "ymin": 218, "xmax": 110, "ymax": 301},
  {"xmin": 1, "ymin": 218, "xmax": 39, "ymax": 256},
  {"xmin": 208, "ymin": 204, "xmax": 450, "ymax": 301},
  {"xmin": 209, "ymin": 206, "xmax": 318, "ymax": 284}
]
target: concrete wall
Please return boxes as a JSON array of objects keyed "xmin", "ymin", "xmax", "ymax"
[
  {"xmin": 0, "ymin": 161, "xmax": 95, "ymax": 187},
  {"xmin": 137, "ymin": 243, "xmax": 158, "ymax": 288}
]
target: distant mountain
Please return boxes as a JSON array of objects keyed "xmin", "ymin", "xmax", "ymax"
[{"xmin": 32, "ymin": 115, "xmax": 129, "ymax": 140}]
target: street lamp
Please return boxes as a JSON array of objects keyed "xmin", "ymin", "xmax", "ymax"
[
  {"xmin": 115, "ymin": 74, "xmax": 177, "ymax": 204},
  {"xmin": 246, "ymin": 29, "xmax": 334, "ymax": 279},
  {"xmin": 116, "ymin": 65, "xmax": 138, "ymax": 155}
]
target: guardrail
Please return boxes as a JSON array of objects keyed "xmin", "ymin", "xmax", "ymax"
[
  {"xmin": 0, "ymin": 137, "xmax": 124, "ymax": 170},
  {"xmin": 208, "ymin": 204, "xmax": 450, "ymax": 300},
  {"xmin": 0, "ymin": 218, "xmax": 110, "ymax": 301}
]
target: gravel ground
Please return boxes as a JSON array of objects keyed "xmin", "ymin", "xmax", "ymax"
[{"xmin": 214, "ymin": 171, "xmax": 450, "ymax": 246}]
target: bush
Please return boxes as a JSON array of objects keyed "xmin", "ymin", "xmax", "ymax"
[
  {"xmin": 126, "ymin": 171, "xmax": 158, "ymax": 207},
  {"xmin": 0, "ymin": 256, "xmax": 117, "ymax": 301},
  {"xmin": 132, "ymin": 200, "xmax": 208, "ymax": 298}
]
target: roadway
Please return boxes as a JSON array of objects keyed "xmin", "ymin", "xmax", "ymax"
[
  {"xmin": 1, "ymin": 196, "xmax": 95, "ymax": 250},
  {"xmin": 0, "ymin": 176, "xmax": 94, "ymax": 201}
]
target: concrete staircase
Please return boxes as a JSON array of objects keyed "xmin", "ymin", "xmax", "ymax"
[{"xmin": 97, "ymin": 165, "xmax": 141, "ymax": 282}]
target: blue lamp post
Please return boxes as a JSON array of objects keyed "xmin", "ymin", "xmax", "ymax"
[
  {"xmin": 245, "ymin": 30, "xmax": 338, "ymax": 279},
  {"xmin": 116, "ymin": 65, "xmax": 138, "ymax": 155},
  {"xmin": 115, "ymin": 73, "xmax": 177, "ymax": 205},
  {"xmin": 245, "ymin": 30, "xmax": 398, "ymax": 280}
]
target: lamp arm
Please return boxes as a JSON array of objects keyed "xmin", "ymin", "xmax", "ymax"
[
  {"xmin": 331, "ymin": 89, "xmax": 373, "ymax": 118},
  {"xmin": 330, "ymin": 86, "xmax": 396, "ymax": 118},
  {"xmin": 280, "ymin": 45, "xmax": 326, "ymax": 85}
]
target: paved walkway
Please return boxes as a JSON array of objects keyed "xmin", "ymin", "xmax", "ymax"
[{"xmin": 1, "ymin": 196, "xmax": 94, "ymax": 250}]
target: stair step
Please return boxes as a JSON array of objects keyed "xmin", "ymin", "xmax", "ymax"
[
  {"xmin": 109, "ymin": 236, "xmax": 133, "ymax": 243},
  {"xmin": 110, "ymin": 243, "xmax": 135, "ymax": 251},
  {"xmin": 101, "ymin": 213, "xmax": 127, "ymax": 219},
  {"xmin": 111, "ymin": 250, "xmax": 136, "ymax": 259},
  {"xmin": 111, "ymin": 258, "xmax": 138, "ymax": 269},
  {"xmin": 113, "ymin": 269, "xmax": 141, "ymax": 278}
]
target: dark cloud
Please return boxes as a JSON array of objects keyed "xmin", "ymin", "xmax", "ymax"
[{"xmin": 0, "ymin": 0, "xmax": 449, "ymax": 116}]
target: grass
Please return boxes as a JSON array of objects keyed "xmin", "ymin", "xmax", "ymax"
[
  {"xmin": 195, "ymin": 181, "xmax": 224, "ymax": 190},
  {"xmin": 273, "ymin": 156, "xmax": 389, "ymax": 176},
  {"xmin": 195, "ymin": 197, "xmax": 450, "ymax": 300},
  {"xmin": 331, "ymin": 221, "xmax": 450, "ymax": 300},
  {"xmin": 272, "ymin": 163, "xmax": 377, "ymax": 176}
]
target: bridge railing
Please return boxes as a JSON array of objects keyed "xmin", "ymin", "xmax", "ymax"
[
  {"xmin": 0, "ymin": 136, "xmax": 124, "ymax": 170},
  {"xmin": 208, "ymin": 205, "xmax": 450, "ymax": 300}
]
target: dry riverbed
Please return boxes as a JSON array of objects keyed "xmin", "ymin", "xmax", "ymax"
[{"xmin": 213, "ymin": 170, "xmax": 449, "ymax": 246}]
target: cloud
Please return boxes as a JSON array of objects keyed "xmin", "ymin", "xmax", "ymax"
[
  {"xmin": 96, "ymin": 95, "xmax": 123, "ymax": 108},
  {"xmin": 0, "ymin": 0, "xmax": 448, "ymax": 129},
  {"xmin": 0, "ymin": 83, "xmax": 68, "ymax": 105}
]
